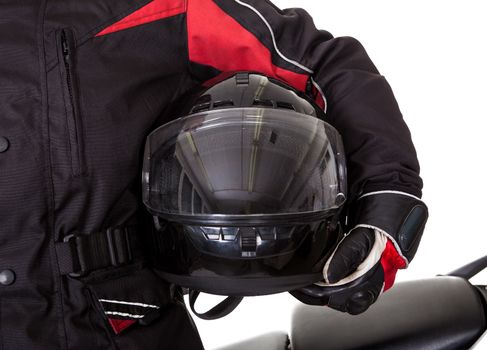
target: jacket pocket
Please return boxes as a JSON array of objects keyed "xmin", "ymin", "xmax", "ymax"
[
  {"xmin": 57, "ymin": 28, "xmax": 87, "ymax": 177},
  {"xmin": 84, "ymin": 266, "xmax": 204, "ymax": 350}
]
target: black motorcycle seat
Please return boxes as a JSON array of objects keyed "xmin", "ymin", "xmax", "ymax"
[
  {"xmin": 290, "ymin": 276, "xmax": 486, "ymax": 350},
  {"xmin": 214, "ymin": 331, "xmax": 289, "ymax": 350}
]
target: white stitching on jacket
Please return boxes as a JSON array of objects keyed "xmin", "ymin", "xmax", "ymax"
[
  {"xmin": 358, "ymin": 190, "xmax": 422, "ymax": 201},
  {"xmin": 233, "ymin": 1, "xmax": 331, "ymax": 112},
  {"xmin": 233, "ymin": 0, "xmax": 314, "ymax": 74},
  {"xmin": 311, "ymin": 77, "xmax": 328, "ymax": 113},
  {"xmin": 104, "ymin": 311, "xmax": 145, "ymax": 319},
  {"xmin": 98, "ymin": 299, "xmax": 160, "ymax": 309}
]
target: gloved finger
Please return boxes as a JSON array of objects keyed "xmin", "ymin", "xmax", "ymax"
[
  {"xmin": 346, "ymin": 289, "xmax": 377, "ymax": 315},
  {"xmin": 290, "ymin": 259, "xmax": 382, "ymax": 307},
  {"xmin": 327, "ymin": 261, "xmax": 385, "ymax": 315},
  {"xmin": 291, "ymin": 260, "xmax": 385, "ymax": 314},
  {"xmin": 325, "ymin": 227, "xmax": 376, "ymax": 284}
]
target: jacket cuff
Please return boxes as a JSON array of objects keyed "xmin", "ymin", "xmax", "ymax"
[{"xmin": 349, "ymin": 191, "xmax": 428, "ymax": 263}]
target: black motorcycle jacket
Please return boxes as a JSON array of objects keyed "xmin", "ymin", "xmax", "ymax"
[{"xmin": 0, "ymin": 0, "xmax": 423, "ymax": 349}]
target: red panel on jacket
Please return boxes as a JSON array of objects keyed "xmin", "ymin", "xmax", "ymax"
[
  {"xmin": 186, "ymin": 0, "xmax": 309, "ymax": 91},
  {"xmin": 96, "ymin": 0, "xmax": 187, "ymax": 36}
]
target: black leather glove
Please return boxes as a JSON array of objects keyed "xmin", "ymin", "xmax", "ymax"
[{"xmin": 291, "ymin": 191, "xmax": 428, "ymax": 315}]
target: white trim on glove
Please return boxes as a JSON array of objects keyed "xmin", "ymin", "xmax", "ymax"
[{"xmin": 318, "ymin": 228, "xmax": 388, "ymax": 287}]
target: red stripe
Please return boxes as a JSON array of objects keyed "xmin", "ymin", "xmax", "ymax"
[
  {"xmin": 311, "ymin": 84, "xmax": 326, "ymax": 110},
  {"xmin": 186, "ymin": 0, "xmax": 309, "ymax": 92},
  {"xmin": 315, "ymin": 95, "xmax": 325, "ymax": 110},
  {"xmin": 96, "ymin": 0, "xmax": 187, "ymax": 37},
  {"xmin": 108, "ymin": 318, "xmax": 137, "ymax": 335},
  {"xmin": 380, "ymin": 240, "xmax": 407, "ymax": 291}
]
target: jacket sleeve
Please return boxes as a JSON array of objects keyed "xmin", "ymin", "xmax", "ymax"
[{"xmin": 186, "ymin": 0, "xmax": 423, "ymax": 201}]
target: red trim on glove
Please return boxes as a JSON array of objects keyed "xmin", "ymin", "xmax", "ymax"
[
  {"xmin": 108, "ymin": 318, "xmax": 137, "ymax": 335},
  {"xmin": 186, "ymin": 0, "xmax": 309, "ymax": 91},
  {"xmin": 96, "ymin": 0, "xmax": 187, "ymax": 37},
  {"xmin": 380, "ymin": 240, "xmax": 407, "ymax": 291}
]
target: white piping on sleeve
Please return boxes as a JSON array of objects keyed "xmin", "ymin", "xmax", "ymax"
[
  {"xmin": 104, "ymin": 311, "xmax": 145, "ymax": 319},
  {"xmin": 98, "ymin": 299, "xmax": 160, "ymax": 309},
  {"xmin": 311, "ymin": 77, "xmax": 328, "ymax": 114},
  {"xmin": 233, "ymin": 1, "xmax": 330, "ymax": 113},
  {"xmin": 233, "ymin": 0, "xmax": 314, "ymax": 74},
  {"xmin": 358, "ymin": 190, "xmax": 422, "ymax": 202}
]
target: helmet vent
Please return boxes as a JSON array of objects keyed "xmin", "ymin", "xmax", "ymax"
[
  {"xmin": 252, "ymin": 99, "xmax": 296, "ymax": 111},
  {"xmin": 191, "ymin": 102, "xmax": 211, "ymax": 114},
  {"xmin": 213, "ymin": 100, "xmax": 234, "ymax": 108},
  {"xmin": 253, "ymin": 99, "xmax": 274, "ymax": 107},
  {"xmin": 276, "ymin": 101, "xmax": 295, "ymax": 111}
]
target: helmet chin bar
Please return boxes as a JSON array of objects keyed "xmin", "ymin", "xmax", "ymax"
[{"xmin": 150, "ymin": 215, "xmax": 342, "ymax": 296}]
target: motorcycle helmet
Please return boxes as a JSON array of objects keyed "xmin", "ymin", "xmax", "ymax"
[{"xmin": 142, "ymin": 72, "xmax": 347, "ymax": 297}]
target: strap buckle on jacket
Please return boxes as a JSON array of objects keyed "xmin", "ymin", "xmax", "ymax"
[{"xmin": 55, "ymin": 226, "xmax": 142, "ymax": 278}]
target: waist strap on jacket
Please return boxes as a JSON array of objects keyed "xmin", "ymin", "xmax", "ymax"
[{"xmin": 55, "ymin": 226, "xmax": 143, "ymax": 277}]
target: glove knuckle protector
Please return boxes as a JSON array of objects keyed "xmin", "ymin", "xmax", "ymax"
[{"xmin": 350, "ymin": 192, "xmax": 428, "ymax": 263}]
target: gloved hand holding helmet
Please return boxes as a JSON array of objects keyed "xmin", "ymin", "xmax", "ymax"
[
  {"xmin": 291, "ymin": 191, "xmax": 428, "ymax": 314},
  {"xmin": 327, "ymin": 191, "xmax": 428, "ymax": 314},
  {"xmin": 142, "ymin": 72, "xmax": 428, "ymax": 318}
]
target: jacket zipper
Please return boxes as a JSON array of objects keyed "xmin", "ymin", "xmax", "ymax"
[{"xmin": 60, "ymin": 29, "xmax": 86, "ymax": 177}]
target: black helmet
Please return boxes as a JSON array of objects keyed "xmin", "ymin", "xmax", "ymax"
[{"xmin": 142, "ymin": 72, "xmax": 347, "ymax": 298}]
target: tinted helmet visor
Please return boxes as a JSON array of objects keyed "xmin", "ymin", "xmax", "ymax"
[{"xmin": 143, "ymin": 107, "xmax": 346, "ymax": 226}]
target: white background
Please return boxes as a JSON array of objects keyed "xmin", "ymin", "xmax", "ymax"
[{"xmin": 190, "ymin": 1, "xmax": 487, "ymax": 348}]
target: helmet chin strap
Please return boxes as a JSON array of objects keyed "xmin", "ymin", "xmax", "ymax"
[{"xmin": 188, "ymin": 290, "xmax": 243, "ymax": 320}]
